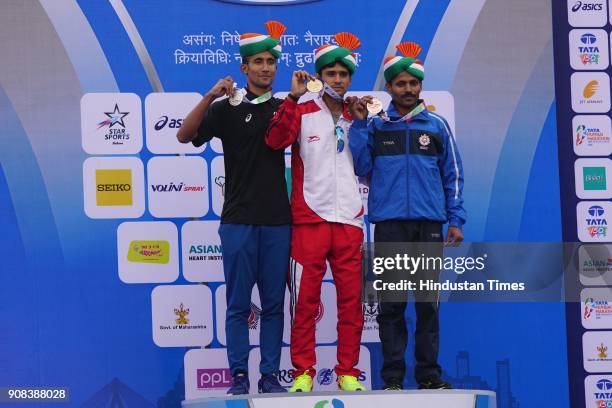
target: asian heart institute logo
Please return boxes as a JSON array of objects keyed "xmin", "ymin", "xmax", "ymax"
[
  {"xmin": 127, "ymin": 240, "xmax": 169, "ymax": 264},
  {"xmin": 95, "ymin": 169, "xmax": 133, "ymax": 206}
]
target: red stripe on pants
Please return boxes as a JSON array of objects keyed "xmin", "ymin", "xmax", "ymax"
[{"xmin": 289, "ymin": 222, "xmax": 364, "ymax": 378}]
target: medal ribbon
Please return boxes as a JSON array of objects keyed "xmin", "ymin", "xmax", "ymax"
[{"xmin": 371, "ymin": 102, "xmax": 426, "ymax": 124}]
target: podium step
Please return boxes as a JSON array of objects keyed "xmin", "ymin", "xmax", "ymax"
[{"xmin": 182, "ymin": 389, "xmax": 496, "ymax": 408}]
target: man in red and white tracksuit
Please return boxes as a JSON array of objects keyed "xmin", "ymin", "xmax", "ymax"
[{"xmin": 265, "ymin": 32, "xmax": 365, "ymax": 392}]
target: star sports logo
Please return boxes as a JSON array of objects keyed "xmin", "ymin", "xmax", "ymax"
[{"xmin": 98, "ymin": 104, "xmax": 129, "ymax": 129}]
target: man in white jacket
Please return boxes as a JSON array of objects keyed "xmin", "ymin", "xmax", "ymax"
[{"xmin": 265, "ymin": 32, "xmax": 365, "ymax": 393}]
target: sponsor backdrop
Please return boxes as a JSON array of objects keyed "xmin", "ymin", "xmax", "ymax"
[
  {"xmin": 0, "ymin": 0, "xmax": 567, "ymax": 407},
  {"xmin": 553, "ymin": 1, "xmax": 612, "ymax": 407}
]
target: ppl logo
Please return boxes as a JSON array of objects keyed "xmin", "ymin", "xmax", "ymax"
[
  {"xmin": 196, "ymin": 368, "xmax": 232, "ymax": 389},
  {"xmin": 582, "ymin": 33, "xmax": 598, "ymax": 45},
  {"xmin": 572, "ymin": 1, "xmax": 604, "ymax": 12}
]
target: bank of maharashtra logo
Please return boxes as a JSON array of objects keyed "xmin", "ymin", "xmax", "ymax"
[
  {"xmin": 572, "ymin": 1, "xmax": 604, "ymax": 12},
  {"xmin": 588, "ymin": 342, "xmax": 612, "ymax": 362},
  {"xmin": 584, "ymin": 166, "xmax": 607, "ymax": 190},
  {"xmin": 174, "ymin": 303, "xmax": 190, "ymax": 325},
  {"xmin": 576, "ymin": 124, "xmax": 609, "ymax": 146},
  {"xmin": 587, "ymin": 205, "xmax": 608, "ymax": 238},
  {"xmin": 196, "ymin": 368, "xmax": 232, "ymax": 389},
  {"xmin": 313, "ymin": 398, "xmax": 345, "ymax": 408},
  {"xmin": 127, "ymin": 240, "xmax": 169, "ymax": 264},
  {"xmin": 95, "ymin": 169, "xmax": 133, "ymax": 206},
  {"xmin": 579, "ymin": 33, "xmax": 600, "ymax": 65},
  {"xmin": 595, "ymin": 379, "xmax": 612, "ymax": 405}
]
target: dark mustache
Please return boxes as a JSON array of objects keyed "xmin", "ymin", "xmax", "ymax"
[{"xmin": 402, "ymin": 93, "xmax": 417, "ymax": 98}]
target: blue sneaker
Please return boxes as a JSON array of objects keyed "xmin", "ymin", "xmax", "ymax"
[
  {"xmin": 258, "ymin": 373, "xmax": 288, "ymax": 393},
  {"xmin": 227, "ymin": 372, "xmax": 250, "ymax": 395}
]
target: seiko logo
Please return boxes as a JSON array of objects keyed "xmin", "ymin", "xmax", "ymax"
[{"xmin": 97, "ymin": 184, "xmax": 131, "ymax": 192}]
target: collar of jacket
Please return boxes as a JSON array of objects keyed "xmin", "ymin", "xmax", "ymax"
[{"xmin": 385, "ymin": 100, "xmax": 429, "ymax": 122}]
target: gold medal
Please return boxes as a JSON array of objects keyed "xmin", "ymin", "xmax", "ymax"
[
  {"xmin": 367, "ymin": 97, "xmax": 383, "ymax": 115},
  {"xmin": 306, "ymin": 79, "xmax": 323, "ymax": 93}
]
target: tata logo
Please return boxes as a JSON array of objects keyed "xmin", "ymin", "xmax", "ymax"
[
  {"xmin": 597, "ymin": 379, "xmax": 612, "ymax": 390},
  {"xmin": 572, "ymin": 1, "xmax": 604, "ymax": 12},
  {"xmin": 215, "ymin": 0, "xmax": 319, "ymax": 5},
  {"xmin": 589, "ymin": 205, "xmax": 605, "ymax": 217},
  {"xmin": 154, "ymin": 116, "xmax": 183, "ymax": 131},
  {"xmin": 581, "ymin": 33, "xmax": 597, "ymax": 45}
]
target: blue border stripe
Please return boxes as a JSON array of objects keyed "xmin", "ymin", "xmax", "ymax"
[{"xmin": 400, "ymin": 0, "xmax": 451, "ymax": 62}]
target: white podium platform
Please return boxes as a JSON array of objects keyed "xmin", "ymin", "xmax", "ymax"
[{"xmin": 182, "ymin": 389, "xmax": 496, "ymax": 408}]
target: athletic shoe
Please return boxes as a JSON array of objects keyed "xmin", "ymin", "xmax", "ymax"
[
  {"xmin": 337, "ymin": 375, "xmax": 366, "ymax": 391},
  {"xmin": 418, "ymin": 379, "xmax": 452, "ymax": 389},
  {"xmin": 289, "ymin": 371, "xmax": 313, "ymax": 392},
  {"xmin": 383, "ymin": 381, "xmax": 403, "ymax": 390},
  {"xmin": 227, "ymin": 372, "xmax": 250, "ymax": 395},
  {"xmin": 258, "ymin": 374, "xmax": 287, "ymax": 393}
]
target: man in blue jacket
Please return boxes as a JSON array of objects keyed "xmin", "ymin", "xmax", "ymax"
[{"xmin": 347, "ymin": 42, "xmax": 466, "ymax": 390}]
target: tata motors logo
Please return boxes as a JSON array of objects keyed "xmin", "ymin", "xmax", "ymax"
[
  {"xmin": 196, "ymin": 368, "xmax": 232, "ymax": 389},
  {"xmin": 584, "ymin": 167, "xmax": 607, "ymax": 190},
  {"xmin": 579, "ymin": 33, "xmax": 601, "ymax": 65},
  {"xmin": 127, "ymin": 240, "xmax": 169, "ymax": 264},
  {"xmin": 572, "ymin": 1, "xmax": 604, "ymax": 11},
  {"xmin": 95, "ymin": 169, "xmax": 133, "ymax": 206},
  {"xmin": 587, "ymin": 205, "xmax": 608, "ymax": 238}
]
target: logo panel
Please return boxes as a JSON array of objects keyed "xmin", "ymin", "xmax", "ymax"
[
  {"xmin": 117, "ymin": 221, "xmax": 179, "ymax": 283},
  {"xmin": 568, "ymin": 0, "xmax": 607, "ymax": 27},
  {"xmin": 577, "ymin": 202, "xmax": 612, "ymax": 242},
  {"xmin": 184, "ymin": 349, "xmax": 232, "ymax": 398},
  {"xmin": 181, "ymin": 220, "xmax": 224, "ymax": 282},
  {"xmin": 569, "ymin": 30, "xmax": 609, "ymax": 69},
  {"xmin": 144, "ymin": 92, "xmax": 204, "ymax": 154},
  {"xmin": 83, "ymin": 157, "xmax": 145, "ymax": 219},
  {"xmin": 579, "ymin": 244, "xmax": 612, "ymax": 286},
  {"xmin": 147, "ymin": 156, "xmax": 209, "ymax": 218},
  {"xmin": 151, "ymin": 284, "xmax": 213, "ymax": 347},
  {"xmin": 573, "ymin": 115, "xmax": 612, "ymax": 156},
  {"xmin": 571, "ymin": 72, "xmax": 611, "ymax": 113},
  {"xmin": 81, "ymin": 93, "xmax": 143, "ymax": 154},
  {"xmin": 575, "ymin": 159, "xmax": 612, "ymax": 199}
]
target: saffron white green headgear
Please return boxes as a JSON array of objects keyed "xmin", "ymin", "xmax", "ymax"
[
  {"xmin": 314, "ymin": 32, "xmax": 361, "ymax": 74},
  {"xmin": 239, "ymin": 21, "xmax": 287, "ymax": 59},
  {"xmin": 383, "ymin": 42, "xmax": 424, "ymax": 82}
]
